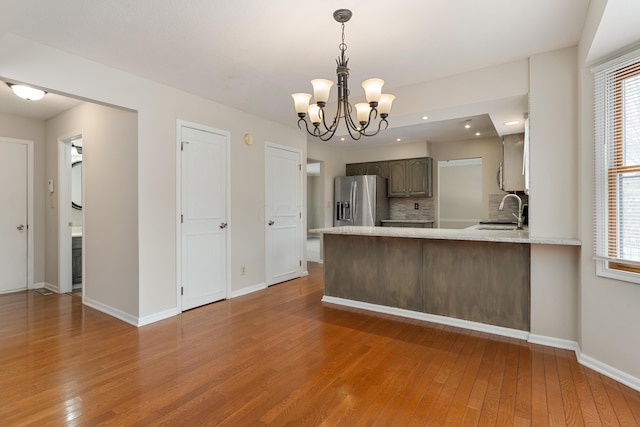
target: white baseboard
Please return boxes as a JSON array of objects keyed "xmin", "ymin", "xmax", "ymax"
[
  {"xmin": 44, "ymin": 282, "xmax": 60, "ymax": 294},
  {"xmin": 31, "ymin": 282, "xmax": 46, "ymax": 289},
  {"xmin": 321, "ymin": 296, "xmax": 530, "ymax": 340},
  {"xmin": 302, "ymin": 270, "xmax": 309, "ymax": 277},
  {"xmin": 231, "ymin": 282, "xmax": 266, "ymax": 298},
  {"xmin": 528, "ymin": 334, "xmax": 581, "ymax": 352},
  {"xmin": 83, "ymin": 296, "xmax": 139, "ymax": 327},
  {"xmin": 579, "ymin": 353, "xmax": 640, "ymax": 392},
  {"xmin": 137, "ymin": 307, "xmax": 180, "ymax": 327}
]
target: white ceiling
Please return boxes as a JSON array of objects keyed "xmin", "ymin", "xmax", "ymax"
[{"xmin": 0, "ymin": 0, "xmax": 590, "ymax": 144}]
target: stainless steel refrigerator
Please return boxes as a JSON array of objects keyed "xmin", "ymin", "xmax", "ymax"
[{"xmin": 334, "ymin": 175, "xmax": 389, "ymax": 226}]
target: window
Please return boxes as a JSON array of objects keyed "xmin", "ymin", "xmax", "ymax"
[{"xmin": 594, "ymin": 50, "xmax": 640, "ymax": 282}]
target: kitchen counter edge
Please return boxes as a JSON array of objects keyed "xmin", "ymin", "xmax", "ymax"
[{"xmin": 309, "ymin": 226, "xmax": 581, "ymax": 246}]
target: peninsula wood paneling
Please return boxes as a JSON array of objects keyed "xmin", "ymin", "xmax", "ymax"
[
  {"xmin": 323, "ymin": 233, "xmax": 530, "ymax": 330},
  {"xmin": 324, "ymin": 234, "xmax": 423, "ymax": 311},
  {"xmin": 423, "ymin": 239, "xmax": 530, "ymax": 330}
]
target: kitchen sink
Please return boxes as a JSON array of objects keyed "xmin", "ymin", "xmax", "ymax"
[{"xmin": 474, "ymin": 224, "xmax": 520, "ymax": 230}]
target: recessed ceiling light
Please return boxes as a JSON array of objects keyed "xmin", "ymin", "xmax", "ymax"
[
  {"xmin": 396, "ymin": 138, "xmax": 401, "ymax": 142},
  {"xmin": 464, "ymin": 119, "xmax": 472, "ymax": 129},
  {"xmin": 475, "ymin": 132, "xmax": 481, "ymax": 136},
  {"xmin": 504, "ymin": 120, "xmax": 520, "ymax": 126},
  {"xmin": 422, "ymin": 116, "xmax": 429, "ymax": 120},
  {"xmin": 340, "ymin": 137, "xmax": 345, "ymax": 141}
]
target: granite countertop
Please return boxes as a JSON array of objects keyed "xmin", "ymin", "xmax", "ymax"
[
  {"xmin": 380, "ymin": 219, "xmax": 434, "ymax": 223},
  {"xmin": 309, "ymin": 226, "xmax": 581, "ymax": 246}
]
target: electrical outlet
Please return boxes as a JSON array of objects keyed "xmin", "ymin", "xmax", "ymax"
[
  {"xmin": 240, "ymin": 265, "xmax": 246, "ymax": 276},
  {"xmin": 414, "ymin": 203, "xmax": 419, "ymax": 210}
]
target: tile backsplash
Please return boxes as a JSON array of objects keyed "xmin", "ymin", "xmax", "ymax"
[
  {"xmin": 389, "ymin": 197, "xmax": 435, "ymax": 220},
  {"xmin": 387, "ymin": 194, "xmax": 528, "ymax": 224}
]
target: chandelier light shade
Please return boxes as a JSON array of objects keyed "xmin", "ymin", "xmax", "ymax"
[
  {"xmin": 291, "ymin": 9, "xmax": 395, "ymax": 141},
  {"xmin": 6, "ymin": 83, "xmax": 46, "ymax": 101}
]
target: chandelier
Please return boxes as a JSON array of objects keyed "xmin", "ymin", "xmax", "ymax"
[{"xmin": 291, "ymin": 9, "xmax": 395, "ymax": 141}]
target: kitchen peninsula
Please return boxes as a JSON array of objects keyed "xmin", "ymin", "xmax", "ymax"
[{"xmin": 310, "ymin": 226, "xmax": 580, "ymax": 333}]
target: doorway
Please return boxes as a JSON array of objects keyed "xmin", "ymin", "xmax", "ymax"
[
  {"xmin": 0, "ymin": 137, "xmax": 34, "ymax": 293},
  {"xmin": 58, "ymin": 132, "xmax": 83, "ymax": 295},
  {"xmin": 306, "ymin": 159, "xmax": 323, "ymax": 263}
]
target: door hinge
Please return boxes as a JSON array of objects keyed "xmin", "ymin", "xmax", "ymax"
[
  {"xmin": 299, "ymin": 212, "xmax": 301, "ymax": 218},
  {"xmin": 181, "ymin": 214, "xmax": 183, "ymax": 223},
  {"xmin": 181, "ymin": 286, "xmax": 184, "ymax": 296},
  {"xmin": 181, "ymin": 141, "xmax": 189, "ymax": 151},
  {"xmin": 299, "ymin": 164, "xmax": 302, "ymax": 171},
  {"xmin": 299, "ymin": 260, "xmax": 302, "ymax": 267}
]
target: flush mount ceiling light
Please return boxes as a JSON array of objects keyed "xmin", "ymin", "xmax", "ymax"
[
  {"xmin": 291, "ymin": 9, "xmax": 395, "ymax": 141},
  {"xmin": 6, "ymin": 83, "xmax": 46, "ymax": 101},
  {"xmin": 504, "ymin": 120, "xmax": 520, "ymax": 126}
]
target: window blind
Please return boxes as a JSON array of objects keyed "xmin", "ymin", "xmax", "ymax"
[{"xmin": 594, "ymin": 50, "xmax": 640, "ymax": 269}]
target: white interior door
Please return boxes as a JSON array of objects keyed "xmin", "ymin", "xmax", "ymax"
[
  {"xmin": 438, "ymin": 158, "xmax": 483, "ymax": 229},
  {"xmin": 180, "ymin": 124, "xmax": 229, "ymax": 310},
  {"xmin": 0, "ymin": 140, "xmax": 28, "ymax": 293},
  {"xmin": 265, "ymin": 144, "xmax": 302, "ymax": 286}
]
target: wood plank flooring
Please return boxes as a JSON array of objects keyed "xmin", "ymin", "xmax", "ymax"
[{"xmin": 1, "ymin": 263, "xmax": 640, "ymax": 425}]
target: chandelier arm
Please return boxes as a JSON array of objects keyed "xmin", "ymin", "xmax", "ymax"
[
  {"xmin": 299, "ymin": 117, "xmax": 332, "ymax": 140},
  {"xmin": 361, "ymin": 117, "xmax": 389, "ymax": 137},
  {"xmin": 342, "ymin": 98, "xmax": 361, "ymax": 133},
  {"xmin": 310, "ymin": 112, "xmax": 341, "ymax": 141},
  {"xmin": 320, "ymin": 105, "xmax": 340, "ymax": 136}
]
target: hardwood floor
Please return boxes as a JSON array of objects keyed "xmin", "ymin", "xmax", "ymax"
[{"xmin": 1, "ymin": 263, "xmax": 640, "ymax": 426}]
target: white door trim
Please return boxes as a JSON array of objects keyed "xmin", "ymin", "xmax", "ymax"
[
  {"xmin": 175, "ymin": 119, "xmax": 231, "ymax": 312},
  {"xmin": 264, "ymin": 141, "xmax": 304, "ymax": 285},
  {"xmin": 0, "ymin": 137, "xmax": 34, "ymax": 289},
  {"xmin": 57, "ymin": 131, "xmax": 83, "ymax": 294}
]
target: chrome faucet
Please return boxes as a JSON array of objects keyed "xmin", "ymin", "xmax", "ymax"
[{"xmin": 499, "ymin": 193, "xmax": 524, "ymax": 229}]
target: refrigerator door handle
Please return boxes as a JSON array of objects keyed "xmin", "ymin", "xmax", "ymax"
[{"xmin": 351, "ymin": 180, "xmax": 357, "ymax": 222}]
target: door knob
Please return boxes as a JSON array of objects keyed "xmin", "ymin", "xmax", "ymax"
[
  {"xmin": 268, "ymin": 220, "xmax": 275, "ymax": 226},
  {"xmin": 219, "ymin": 222, "xmax": 227, "ymax": 229},
  {"xmin": 17, "ymin": 225, "xmax": 25, "ymax": 231}
]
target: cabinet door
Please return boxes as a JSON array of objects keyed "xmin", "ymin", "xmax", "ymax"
[
  {"xmin": 502, "ymin": 134, "xmax": 525, "ymax": 191},
  {"xmin": 366, "ymin": 161, "xmax": 389, "ymax": 179},
  {"xmin": 407, "ymin": 158, "xmax": 429, "ymax": 196},
  {"xmin": 72, "ymin": 237, "xmax": 82, "ymax": 284},
  {"xmin": 387, "ymin": 160, "xmax": 407, "ymax": 197},
  {"xmin": 346, "ymin": 163, "xmax": 367, "ymax": 176}
]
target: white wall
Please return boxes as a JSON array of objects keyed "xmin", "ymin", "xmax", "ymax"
[
  {"xmin": 0, "ymin": 33, "xmax": 306, "ymax": 323},
  {"xmin": 344, "ymin": 141, "xmax": 430, "ymax": 163},
  {"xmin": 528, "ymin": 47, "xmax": 579, "ymax": 239},
  {"xmin": 45, "ymin": 102, "xmax": 139, "ymax": 317},
  {"xmin": 0, "ymin": 113, "xmax": 46, "ymax": 285},
  {"xmin": 526, "ymin": 47, "xmax": 581, "ymax": 345},
  {"xmin": 576, "ymin": 0, "xmax": 640, "ymax": 381}
]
